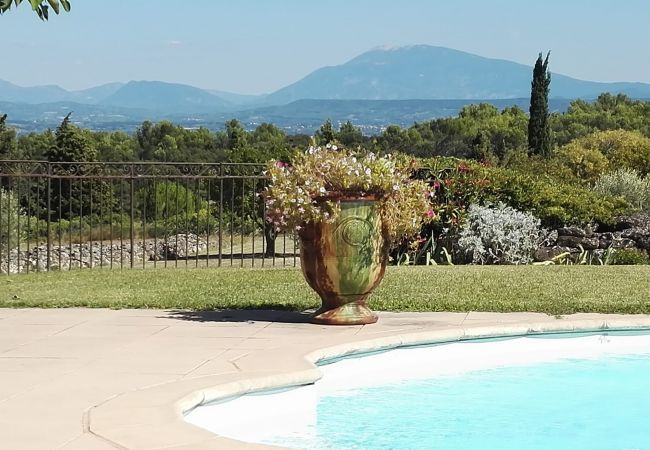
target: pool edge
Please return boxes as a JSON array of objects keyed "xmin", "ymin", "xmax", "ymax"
[{"xmin": 87, "ymin": 315, "xmax": 650, "ymax": 450}]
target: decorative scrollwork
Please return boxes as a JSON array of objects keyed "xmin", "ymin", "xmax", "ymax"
[
  {"xmin": 0, "ymin": 160, "xmax": 267, "ymax": 180},
  {"xmin": 336, "ymin": 217, "xmax": 373, "ymax": 247}
]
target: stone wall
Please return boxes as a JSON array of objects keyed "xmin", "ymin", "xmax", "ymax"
[
  {"xmin": 0, "ymin": 233, "xmax": 208, "ymax": 275},
  {"xmin": 535, "ymin": 212, "xmax": 650, "ymax": 261}
]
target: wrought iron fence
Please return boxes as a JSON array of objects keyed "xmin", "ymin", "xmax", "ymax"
[{"xmin": 0, "ymin": 161, "xmax": 299, "ymax": 275}]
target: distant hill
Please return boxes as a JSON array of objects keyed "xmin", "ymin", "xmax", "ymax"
[
  {"xmin": 207, "ymin": 90, "xmax": 265, "ymax": 106},
  {"xmin": 99, "ymin": 81, "xmax": 232, "ymax": 113},
  {"xmin": 265, "ymin": 45, "xmax": 650, "ymax": 104},
  {"xmin": 69, "ymin": 82, "xmax": 125, "ymax": 104},
  {"xmin": 0, "ymin": 79, "xmax": 70, "ymax": 104},
  {"xmin": 2, "ymin": 44, "xmax": 650, "ymax": 131}
]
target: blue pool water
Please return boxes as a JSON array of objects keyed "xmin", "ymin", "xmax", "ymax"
[
  {"xmin": 186, "ymin": 333, "xmax": 650, "ymax": 450},
  {"xmin": 276, "ymin": 354, "xmax": 650, "ymax": 450}
]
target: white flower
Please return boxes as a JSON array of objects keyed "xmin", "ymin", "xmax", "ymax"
[
  {"xmin": 392, "ymin": 184, "xmax": 400, "ymax": 191},
  {"xmin": 365, "ymin": 167, "xmax": 371, "ymax": 176},
  {"xmin": 319, "ymin": 187, "xmax": 326, "ymax": 193},
  {"xmin": 331, "ymin": 145, "xmax": 338, "ymax": 151},
  {"xmin": 326, "ymin": 143, "xmax": 332, "ymax": 149}
]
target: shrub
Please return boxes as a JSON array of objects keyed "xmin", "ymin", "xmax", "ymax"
[
  {"xmin": 138, "ymin": 181, "xmax": 203, "ymax": 220},
  {"xmin": 556, "ymin": 143, "xmax": 609, "ymax": 182},
  {"xmin": 608, "ymin": 248, "xmax": 650, "ymax": 265},
  {"xmin": 482, "ymin": 166, "xmax": 632, "ymax": 228},
  {"xmin": 0, "ymin": 189, "xmax": 26, "ymax": 254},
  {"xmin": 563, "ymin": 130, "xmax": 650, "ymax": 175},
  {"xmin": 458, "ymin": 203, "xmax": 545, "ymax": 265},
  {"xmin": 593, "ymin": 168, "xmax": 650, "ymax": 211}
]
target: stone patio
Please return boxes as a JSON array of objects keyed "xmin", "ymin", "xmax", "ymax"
[{"xmin": 1, "ymin": 308, "xmax": 650, "ymax": 449}]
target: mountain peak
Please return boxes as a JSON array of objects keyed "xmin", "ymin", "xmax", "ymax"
[{"xmin": 265, "ymin": 45, "xmax": 650, "ymax": 103}]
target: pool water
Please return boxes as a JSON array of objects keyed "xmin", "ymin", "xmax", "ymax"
[
  {"xmin": 283, "ymin": 354, "xmax": 650, "ymax": 449},
  {"xmin": 186, "ymin": 333, "xmax": 650, "ymax": 450}
]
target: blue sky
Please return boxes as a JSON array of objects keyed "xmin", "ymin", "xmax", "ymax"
[{"xmin": 3, "ymin": 0, "xmax": 649, "ymax": 93}]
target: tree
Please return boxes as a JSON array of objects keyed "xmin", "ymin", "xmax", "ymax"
[
  {"xmin": 46, "ymin": 113, "xmax": 96, "ymax": 163},
  {"xmin": 528, "ymin": 52, "xmax": 552, "ymax": 157},
  {"xmin": 315, "ymin": 119, "xmax": 336, "ymax": 145},
  {"xmin": 0, "ymin": 114, "xmax": 17, "ymax": 159},
  {"xmin": 338, "ymin": 121, "xmax": 365, "ymax": 147},
  {"xmin": 0, "ymin": 0, "xmax": 70, "ymax": 20},
  {"xmin": 45, "ymin": 114, "xmax": 114, "ymax": 220}
]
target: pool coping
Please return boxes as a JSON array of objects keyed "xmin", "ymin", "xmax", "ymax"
[{"xmin": 87, "ymin": 315, "xmax": 650, "ymax": 450}]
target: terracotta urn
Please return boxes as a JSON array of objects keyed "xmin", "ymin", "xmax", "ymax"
[{"xmin": 299, "ymin": 197, "xmax": 388, "ymax": 325}]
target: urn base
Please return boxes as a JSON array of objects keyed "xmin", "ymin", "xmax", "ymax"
[{"xmin": 311, "ymin": 299, "xmax": 379, "ymax": 325}]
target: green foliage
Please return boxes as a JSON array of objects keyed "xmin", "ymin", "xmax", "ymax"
[
  {"xmin": 138, "ymin": 181, "xmax": 203, "ymax": 221},
  {"xmin": 337, "ymin": 120, "xmax": 365, "ymax": 147},
  {"xmin": 0, "ymin": 189, "xmax": 26, "ymax": 255},
  {"xmin": 552, "ymin": 94, "xmax": 650, "ymax": 145},
  {"xmin": 92, "ymin": 131, "xmax": 137, "ymax": 162},
  {"xmin": 135, "ymin": 120, "xmax": 223, "ymax": 162},
  {"xmin": 502, "ymin": 150, "xmax": 577, "ymax": 183},
  {"xmin": 557, "ymin": 129, "xmax": 650, "ymax": 180},
  {"xmin": 44, "ymin": 115, "xmax": 114, "ymax": 220},
  {"xmin": 556, "ymin": 142, "xmax": 610, "ymax": 181},
  {"xmin": 0, "ymin": 0, "xmax": 70, "ymax": 20},
  {"xmin": 593, "ymin": 168, "xmax": 650, "ymax": 211},
  {"xmin": 16, "ymin": 130, "xmax": 55, "ymax": 160},
  {"xmin": 528, "ymin": 52, "xmax": 552, "ymax": 157},
  {"xmin": 0, "ymin": 114, "xmax": 17, "ymax": 159},
  {"xmin": 375, "ymin": 104, "xmax": 529, "ymax": 162},
  {"xmin": 225, "ymin": 119, "xmax": 248, "ymax": 151},
  {"xmin": 315, "ymin": 119, "xmax": 336, "ymax": 145},
  {"xmin": 608, "ymin": 248, "xmax": 650, "ymax": 265},
  {"xmin": 414, "ymin": 156, "xmax": 631, "ymax": 228},
  {"xmin": 483, "ymin": 165, "xmax": 632, "ymax": 228},
  {"xmin": 46, "ymin": 114, "xmax": 97, "ymax": 163}
]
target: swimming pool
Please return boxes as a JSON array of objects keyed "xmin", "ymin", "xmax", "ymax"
[{"xmin": 186, "ymin": 332, "xmax": 650, "ymax": 449}]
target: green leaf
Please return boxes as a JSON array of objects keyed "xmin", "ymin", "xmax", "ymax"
[
  {"xmin": 47, "ymin": 0, "xmax": 59, "ymax": 14},
  {"xmin": 60, "ymin": 0, "xmax": 69, "ymax": 11}
]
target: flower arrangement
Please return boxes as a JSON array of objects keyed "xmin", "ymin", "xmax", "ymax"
[{"xmin": 262, "ymin": 143, "xmax": 432, "ymax": 244}]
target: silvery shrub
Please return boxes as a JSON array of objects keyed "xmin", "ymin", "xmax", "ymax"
[
  {"xmin": 458, "ymin": 203, "xmax": 544, "ymax": 265},
  {"xmin": 593, "ymin": 168, "xmax": 650, "ymax": 211}
]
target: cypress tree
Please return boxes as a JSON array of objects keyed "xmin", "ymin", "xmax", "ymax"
[{"xmin": 528, "ymin": 52, "xmax": 552, "ymax": 157}]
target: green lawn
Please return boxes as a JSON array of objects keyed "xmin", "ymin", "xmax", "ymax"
[{"xmin": 2, "ymin": 266, "xmax": 650, "ymax": 315}]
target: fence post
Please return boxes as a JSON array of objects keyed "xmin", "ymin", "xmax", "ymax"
[
  {"xmin": 130, "ymin": 163, "xmax": 135, "ymax": 269},
  {"xmin": 46, "ymin": 162, "xmax": 52, "ymax": 272}
]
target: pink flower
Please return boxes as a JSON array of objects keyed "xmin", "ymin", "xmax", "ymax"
[
  {"xmin": 433, "ymin": 180, "xmax": 441, "ymax": 190},
  {"xmin": 275, "ymin": 161, "xmax": 287, "ymax": 169},
  {"xmin": 426, "ymin": 209, "xmax": 435, "ymax": 218}
]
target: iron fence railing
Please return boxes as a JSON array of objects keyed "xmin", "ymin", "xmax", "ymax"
[{"xmin": 0, "ymin": 161, "xmax": 298, "ymax": 275}]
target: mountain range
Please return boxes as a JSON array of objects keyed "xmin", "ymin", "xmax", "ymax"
[{"xmin": 2, "ymin": 45, "xmax": 649, "ymax": 132}]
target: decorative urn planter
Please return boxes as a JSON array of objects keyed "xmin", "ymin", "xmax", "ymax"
[{"xmin": 299, "ymin": 197, "xmax": 388, "ymax": 325}]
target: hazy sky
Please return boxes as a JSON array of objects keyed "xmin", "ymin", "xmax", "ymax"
[{"xmin": 3, "ymin": 0, "xmax": 649, "ymax": 93}]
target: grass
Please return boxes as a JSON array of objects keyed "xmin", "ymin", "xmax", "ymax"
[{"xmin": 2, "ymin": 265, "xmax": 650, "ymax": 315}]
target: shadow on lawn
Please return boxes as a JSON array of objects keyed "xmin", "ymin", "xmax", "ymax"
[{"xmin": 163, "ymin": 308, "xmax": 314, "ymax": 324}]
